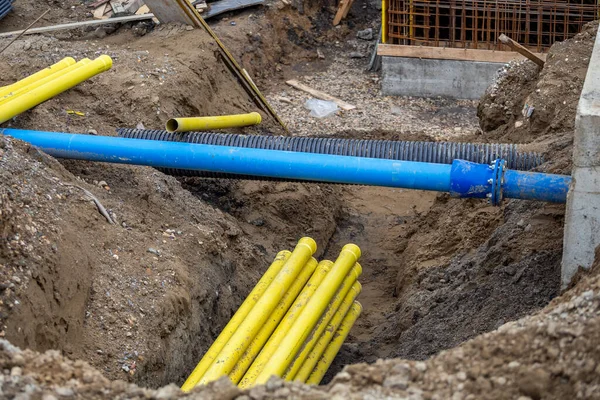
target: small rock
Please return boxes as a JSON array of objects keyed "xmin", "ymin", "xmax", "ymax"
[
  {"xmin": 265, "ymin": 377, "xmax": 283, "ymax": 391},
  {"xmin": 230, "ymin": 21, "xmax": 237, "ymax": 26},
  {"xmin": 42, "ymin": 394, "xmax": 59, "ymax": 400},
  {"xmin": 582, "ymin": 290, "xmax": 594, "ymax": 301},
  {"xmin": 88, "ymin": 129, "xmax": 98, "ymax": 135},
  {"xmin": 11, "ymin": 276, "xmax": 20, "ymax": 284},
  {"xmin": 383, "ymin": 374, "xmax": 408, "ymax": 390},
  {"xmin": 415, "ymin": 362, "xmax": 427, "ymax": 372},
  {"xmin": 147, "ymin": 248, "xmax": 160, "ymax": 256},
  {"xmin": 97, "ymin": 181, "xmax": 108, "ymax": 188},
  {"xmin": 317, "ymin": 49, "xmax": 325, "ymax": 59},
  {"xmin": 515, "ymin": 120, "xmax": 524, "ymax": 128},
  {"xmin": 357, "ymin": 28, "xmax": 374, "ymax": 40},
  {"xmin": 508, "ymin": 361, "xmax": 521, "ymax": 368},
  {"xmin": 350, "ymin": 52, "xmax": 365, "ymax": 59},
  {"xmin": 10, "ymin": 366, "xmax": 22, "ymax": 376},
  {"xmin": 185, "ymin": 25, "xmax": 194, "ymax": 31},
  {"xmin": 54, "ymin": 387, "xmax": 74, "ymax": 397},
  {"xmin": 155, "ymin": 384, "xmax": 180, "ymax": 399},
  {"xmin": 456, "ymin": 371, "xmax": 467, "ymax": 381}
]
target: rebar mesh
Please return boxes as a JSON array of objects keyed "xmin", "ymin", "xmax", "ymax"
[{"xmin": 386, "ymin": 0, "xmax": 599, "ymax": 52}]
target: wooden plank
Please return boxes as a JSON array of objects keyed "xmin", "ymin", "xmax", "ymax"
[
  {"xmin": 135, "ymin": 4, "xmax": 150, "ymax": 14},
  {"xmin": 93, "ymin": 3, "xmax": 109, "ymax": 19},
  {"xmin": 341, "ymin": 0, "xmax": 354, "ymax": 18},
  {"xmin": 498, "ymin": 34, "xmax": 545, "ymax": 67},
  {"xmin": 332, "ymin": 0, "xmax": 347, "ymax": 26},
  {"xmin": 286, "ymin": 80, "xmax": 356, "ymax": 111},
  {"xmin": 0, "ymin": 14, "xmax": 155, "ymax": 37},
  {"xmin": 377, "ymin": 44, "xmax": 547, "ymax": 63}
]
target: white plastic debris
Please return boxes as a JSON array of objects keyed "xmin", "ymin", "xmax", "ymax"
[{"xmin": 304, "ymin": 99, "xmax": 339, "ymax": 118}]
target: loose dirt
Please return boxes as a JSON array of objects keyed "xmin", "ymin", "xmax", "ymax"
[{"xmin": 0, "ymin": 0, "xmax": 598, "ymax": 397}]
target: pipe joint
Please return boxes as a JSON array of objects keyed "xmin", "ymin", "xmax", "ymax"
[{"xmin": 450, "ymin": 159, "xmax": 506, "ymax": 206}]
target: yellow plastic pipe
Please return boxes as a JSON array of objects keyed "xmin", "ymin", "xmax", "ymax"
[
  {"xmin": 0, "ymin": 57, "xmax": 76, "ymax": 98},
  {"xmin": 0, "ymin": 59, "xmax": 92, "ymax": 106},
  {"xmin": 228, "ymin": 257, "xmax": 318, "ymax": 384},
  {"xmin": 165, "ymin": 112, "xmax": 262, "ymax": 132},
  {"xmin": 253, "ymin": 244, "xmax": 361, "ymax": 385},
  {"xmin": 306, "ymin": 301, "xmax": 362, "ymax": 385},
  {"xmin": 283, "ymin": 269, "xmax": 362, "ymax": 381},
  {"xmin": 293, "ymin": 281, "xmax": 362, "ymax": 383},
  {"xmin": 0, "ymin": 55, "xmax": 112, "ymax": 124},
  {"xmin": 180, "ymin": 250, "xmax": 291, "ymax": 392},
  {"xmin": 197, "ymin": 237, "xmax": 317, "ymax": 386},
  {"xmin": 239, "ymin": 260, "xmax": 333, "ymax": 389}
]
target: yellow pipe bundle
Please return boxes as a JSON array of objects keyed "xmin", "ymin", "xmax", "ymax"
[
  {"xmin": 182, "ymin": 237, "xmax": 363, "ymax": 391},
  {"xmin": 0, "ymin": 56, "xmax": 112, "ymax": 124}
]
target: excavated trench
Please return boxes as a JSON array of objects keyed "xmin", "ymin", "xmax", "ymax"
[{"xmin": 159, "ymin": 128, "xmax": 562, "ymax": 387}]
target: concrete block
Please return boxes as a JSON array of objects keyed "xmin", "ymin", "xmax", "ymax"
[
  {"xmin": 381, "ymin": 57, "xmax": 503, "ymax": 100},
  {"xmin": 561, "ymin": 24, "xmax": 600, "ymax": 288}
]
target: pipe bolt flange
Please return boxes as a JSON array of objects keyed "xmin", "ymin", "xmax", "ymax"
[{"xmin": 490, "ymin": 159, "xmax": 505, "ymax": 206}]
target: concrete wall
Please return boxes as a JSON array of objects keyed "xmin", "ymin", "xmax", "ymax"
[
  {"xmin": 561, "ymin": 25, "xmax": 600, "ymax": 288},
  {"xmin": 381, "ymin": 57, "xmax": 504, "ymax": 100}
]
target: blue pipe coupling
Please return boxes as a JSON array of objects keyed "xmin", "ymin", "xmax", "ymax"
[
  {"xmin": 450, "ymin": 159, "xmax": 570, "ymax": 205},
  {"xmin": 0, "ymin": 129, "xmax": 571, "ymax": 205}
]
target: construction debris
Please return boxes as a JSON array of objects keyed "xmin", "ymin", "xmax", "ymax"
[{"xmin": 286, "ymin": 80, "xmax": 356, "ymax": 111}]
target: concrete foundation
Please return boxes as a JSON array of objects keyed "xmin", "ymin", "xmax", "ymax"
[
  {"xmin": 561, "ymin": 25, "xmax": 600, "ymax": 288},
  {"xmin": 381, "ymin": 57, "xmax": 504, "ymax": 99}
]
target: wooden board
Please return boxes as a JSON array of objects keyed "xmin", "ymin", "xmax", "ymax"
[
  {"xmin": 498, "ymin": 34, "xmax": 545, "ymax": 67},
  {"xmin": 286, "ymin": 80, "xmax": 356, "ymax": 111},
  {"xmin": 0, "ymin": 14, "xmax": 155, "ymax": 37},
  {"xmin": 377, "ymin": 44, "xmax": 547, "ymax": 63}
]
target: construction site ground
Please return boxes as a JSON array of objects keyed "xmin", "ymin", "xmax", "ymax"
[{"xmin": 0, "ymin": 0, "xmax": 599, "ymax": 397}]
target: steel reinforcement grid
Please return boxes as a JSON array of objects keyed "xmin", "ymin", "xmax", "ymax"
[{"xmin": 385, "ymin": 0, "xmax": 599, "ymax": 52}]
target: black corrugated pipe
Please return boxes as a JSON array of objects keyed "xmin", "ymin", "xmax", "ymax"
[{"xmin": 117, "ymin": 128, "xmax": 544, "ymax": 179}]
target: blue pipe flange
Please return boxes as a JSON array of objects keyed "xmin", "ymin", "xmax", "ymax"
[{"xmin": 489, "ymin": 159, "xmax": 506, "ymax": 206}]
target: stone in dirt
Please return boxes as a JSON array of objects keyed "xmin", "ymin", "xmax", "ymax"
[{"xmin": 357, "ymin": 28, "xmax": 373, "ymax": 40}]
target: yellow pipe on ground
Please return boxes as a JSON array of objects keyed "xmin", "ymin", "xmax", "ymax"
[
  {"xmin": 228, "ymin": 257, "xmax": 318, "ymax": 384},
  {"xmin": 0, "ymin": 57, "xmax": 76, "ymax": 98},
  {"xmin": 165, "ymin": 112, "xmax": 262, "ymax": 132},
  {"xmin": 252, "ymin": 244, "xmax": 361, "ymax": 385},
  {"xmin": 239, "ymin": 260, "xmax": 333, "ymax": 389},
  {"xmin": 180, "ymin": 250, "xmax": 291, "ymax": 392},
  {"xmin": 306, "ymin": 301, "xmax": 362, "ymax": 385},
  {"xmin": 0, "ymin": 55, "xmax": 112, "ymax": 125},
  {"xmin": 283, "ymin": 269, "xmax": 362, "ymax": 381},
  {"xmin": 293, "ymin": 280, "xmax": 362, "ymax": 383},
  {"xmin": 197, "ymin": 237, "xmax": 317, "ymax": 386},
  {"xmin": 0, "ymin": 59, "xmax": 92, "ymax": 106}
]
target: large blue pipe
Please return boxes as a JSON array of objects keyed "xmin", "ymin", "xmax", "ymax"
[{"xmin": 0, "ymin": 129, "xmax": 571, "ymax": 204}]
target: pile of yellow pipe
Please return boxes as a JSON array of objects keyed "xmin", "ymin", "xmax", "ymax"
[
  {"xmin": 182, "ymin": 237, "xmax": 363, "ymax": 391},
  {"xmin": 0, "ymin": 55, "xmax": 112, "ymax": 124}
]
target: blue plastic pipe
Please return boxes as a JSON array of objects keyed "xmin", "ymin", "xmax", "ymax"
[{"xmin": 0, "ymin": 129, "xmax": 571, "ymax": 204}]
